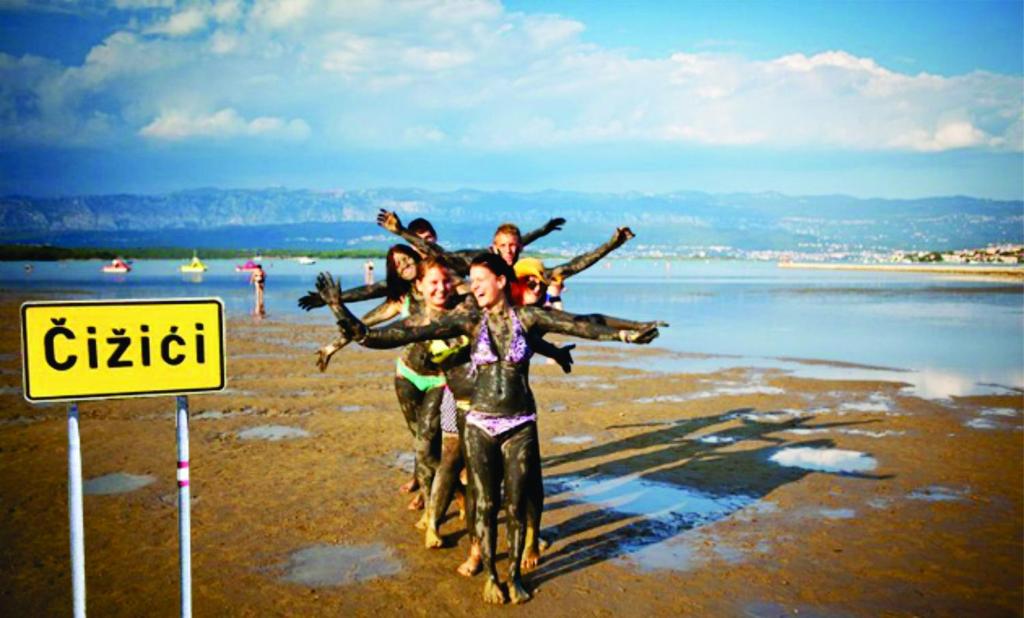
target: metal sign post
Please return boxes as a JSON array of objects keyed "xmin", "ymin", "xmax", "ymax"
[
  {"xmin": 67, "ymin": 402, "xmax": 86, "ymax": 618},
  {"xmin": 20, "ymin": 298, "xmax": 226, "ymax": 618},
  {"xmin": 176, "ymin": 395, "xmax": 192, "ymax": 618}
]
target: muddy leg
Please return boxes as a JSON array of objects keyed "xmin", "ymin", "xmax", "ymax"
[
  {"xmin": 414, "ymin": 386, "xmax": 443, "ymax": 528},
  {"xmin": 464, "ymin": 423, "xmax": 506, "ymax": 604},
  {"xmin": 394, "ymin": 376, "xmax": 424, "ymax": 503},
  {"xmin": 522, "ymin": 431, "xmax": 545, "ymax": 572},
  {"xmin": 502, "ymin": 423, "xmax": 536, "ymax": 604},
  {"xmin": 455, "ymin": 406, "xmax": 482, "ymax": 576},
  {"xmin": 426, "ymin": 434, "xmax": 462, "ymax": 548}
]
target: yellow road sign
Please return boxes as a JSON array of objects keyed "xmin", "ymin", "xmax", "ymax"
[{"xmin": 21, "ymin": 298, "xmax": 226, "ymax": 402}]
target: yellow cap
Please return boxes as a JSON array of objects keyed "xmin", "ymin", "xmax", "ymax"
[{"xmin": 513, "ymin": 257, "xmax": 547, "ymax": 284}]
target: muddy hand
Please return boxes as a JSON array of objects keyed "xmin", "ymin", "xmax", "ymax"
[
  {"xmin": 297, "ymin": 290, "xmax": 326, "ymax": 311},
  {"xmin": 633, "ymin": 324, "xmax": 659, "ymax": 344},
  {"xmin": 553, "ymin": 343, "xmax": 575, "ymax": 374},
  {"xmin": 545, "ymin": 217, "xmax": 566, "ymax": 233},
  {"xmin": 622, "ymin": 324, "xmax": 659, "ymax": 344},
  {"xmin": 315, "ymin": 337, "xmax": 349, "ymax": 372},
  {"xmin": 315, "ymin": 272, "xmax": 342, "ymax": 308},
  {"xmin": 376, "ymin": 209, "xmax": 402, "ymax": 233},
  {"xmin": 315, "ymin": 273, "xmax": 368, "ymax": 342},
  {"xmin": 613, "ymin": 226, "xmax": 636, "ymax": 247}
]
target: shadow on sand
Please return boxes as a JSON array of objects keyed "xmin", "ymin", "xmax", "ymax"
[{"xmin": 530, "ymin": 407, "xmax": 892, "ymax": 586}]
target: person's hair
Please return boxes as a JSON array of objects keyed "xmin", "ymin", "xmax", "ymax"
[
  {"xmin": 492, "ymin": 223, "xmax": 522, "ymax": 241},
  {"xmin": 416, "ymin": 256, "xmax": 449, "ymax": 282},
  {"xmin": 385, "ymin": 244, "xmax": 421, "ymax": 302},
  {"xmin": 469, "ymin": 252, "xmax": 515, "ymax": 301},
  {"xmin": 408, "ymin": 218, "xmax": 437, "ymax": 237}
]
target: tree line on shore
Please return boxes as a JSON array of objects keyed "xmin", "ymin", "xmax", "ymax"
[{"xmin": 0, "ymin": 245, "xmax": 386, "ymax": 261}]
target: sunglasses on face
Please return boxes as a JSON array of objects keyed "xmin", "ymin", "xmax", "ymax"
[{"xmin": 522, "ymin": 277, "xmax": 544, "ymax": 292}]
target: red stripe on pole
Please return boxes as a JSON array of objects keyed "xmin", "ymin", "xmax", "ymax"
[
  {"xmin": 178, "ymin": 480, "xmax": 190, "ymax": 487},
  {"xmin": 178, "ymin": 461, "xmax": 189, "ymax": 469}
]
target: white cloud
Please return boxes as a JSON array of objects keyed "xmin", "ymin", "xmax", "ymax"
[
  {"xmin": 773, "ymin": 50, "xmax": 891, "ymax": 77},
  {"xmin": 890, "ymin": 121, "xmax": 993, "ymax": 152},
  {"xmin": 211, "ymin": 0, "xmax": 242, "ymax": 23},
  {"xmin": 146, "ymin": 7, "xmax": 207, "ymax": 37},
  {"xmin": 139, "ymin": 108, "xmax": 310, "ymax": 140},
  {"xmin": 1, "ymin": 0, "xmax": 1020, "ymax": 154},
  {"xmin": 113, "ymin": 0, "xmax": 175, "ymax": 8},
  {"xmin": 404, "ymin": 125, "xmax": 446, "ymax": 143},
  {"xmin": 250, "ymin": 0, "xmax": 311, "ymax": 29},
  {"xmin": 208, "ymin": 29, "xmax": 239, "ymax": 54}
]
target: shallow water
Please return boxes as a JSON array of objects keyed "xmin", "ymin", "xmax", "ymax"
[
  {"xmin": 3, "ymin": 258, "xmax": 1020, "ymax": 398},
  {"xmin": 769, "ymin": 447, "xmax": 878, "ymax": 474},
  {"xmin": 907, "ymin": 485, "xmax": 970, "ymax": 502},
  {"xmin": 83, "ymin": 472, "xmax": 156, "ymax": 495},
  {"xmin": 550, "ymin": 435, "xmax": 595, "ymax": 445},
  {"xmin": 547, "ymin": 473, "xmax": 757, "ymax": 522},
  {"xmin": 279, "ymin": 543, "xmax": 402, "ymax": 586},
  {"xmin": 236, "ymin": 425, "xmax": 311, "ymax": 441}
]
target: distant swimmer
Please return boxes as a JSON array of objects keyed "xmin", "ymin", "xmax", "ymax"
[
  {"xmin": 364, "ymin": 259, "xmax": 375, "ymax": 285},
  {"xmin": 249, "ymin": 264, "xmax": 266, "ymax": 318}
]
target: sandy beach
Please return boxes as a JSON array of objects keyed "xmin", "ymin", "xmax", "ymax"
[{"xmin": 0, "ymin": 296, "xmax": 1021, "ymax": 617}]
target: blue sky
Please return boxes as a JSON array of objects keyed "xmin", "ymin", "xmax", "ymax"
[{"xmin": 0, "ymin": 0, "xmax": 1021, "ymax": 199}]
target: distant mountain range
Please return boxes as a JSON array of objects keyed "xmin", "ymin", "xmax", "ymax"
[{"xmin": 0, "ymin": 188, "xmax": 1020, "ymax": 255}]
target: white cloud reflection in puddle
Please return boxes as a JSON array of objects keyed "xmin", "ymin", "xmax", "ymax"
[{"xmin": 770, "ymin": 447, "xmax": 878, "ymax": 474}]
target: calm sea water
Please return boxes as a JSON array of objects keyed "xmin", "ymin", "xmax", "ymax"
[{"xmin": 2, "ymin": 258, "xmax": 1021, "ymax": 399}]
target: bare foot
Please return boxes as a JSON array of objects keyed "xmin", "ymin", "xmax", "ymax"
[
  {"xmin": 407, "ymin": 494, "xmax": 424, "ymax": 511},
  {"xmin": 459, "ymin": 468, "xmax": 468, "ymax": 486},
  {"xmin": 454, "ymin": 491, "xmax": 466, "ymax": 521},
  {"xmin": 424, "ymin": 526, "xmax": 443, "ymax": 549},
  {"xmin": 457, "ymin": 544, "xmax": 482, "ymax": 577},
  {"xmin": 508, "ymin": 578, "xmax": 532, "ymax": 604},
  {"xmin": 521, "ymin": 547, "xmax": 540, "ymax": 572},
  {"xmin": 522, "ymin": 526, "xmax": 542, "ymax": 572},
  {"xmin": 399, "ymin": 478, "xmax": 419, "ymax": 494},
  {"xmin": 483, "ymin": 578, "xmax": 507, "ymax": 605},
  {"xmin": 414, "ymin": 511, "xmax": 429, "ymax": 530}
]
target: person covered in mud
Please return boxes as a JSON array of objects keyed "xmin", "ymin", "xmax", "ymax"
[
  {"xmin": 376, "ymin": 210, "xmax": 566, "ymax": 272},
  {"xmin": 301, "ymin": 244, "xmax": 426, "ymax": 504},
  {"xmin": 507, "ymin": 255, "xmax": 668, "ymax": 573},
  {"xmin": 377, "ymin": 210, "xmax": 637, "ymax": 307},
  {"xmin": 300, "ymin": 244, "xmax": 421, "ymax": 370},
  {"xmin": 314, "ymin": 252, "xmax": 661, "ymax": 605},
  {"xmin": 389, "ymin": 257, "xmax": 575, "ymax": 551}
]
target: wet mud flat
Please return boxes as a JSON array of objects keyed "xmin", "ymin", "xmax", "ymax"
[{"xmin": 0, "ymin": 298, "xmax": 1020, "ymax": 616}]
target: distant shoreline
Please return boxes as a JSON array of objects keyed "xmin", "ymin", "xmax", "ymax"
[{"xmin": 779, "ymin": 261, "xmax": 1024, "ymax": 280}]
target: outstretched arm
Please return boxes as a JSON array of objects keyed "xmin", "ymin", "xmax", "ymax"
[
  {"xmin": 314, "ymin": 271, "xmax": 471, "ymax": 348},
  {"xmin": 548, "ymin": 226, "xmax": 634, "ymax": 281},
  {"xmin": 298, "ymin": 279, "xmax": 387, "ymax": 310},
  {"xmin": 361, "ymin": 299, "xmax": 404, "ymax": 327},
  {"xmin": 521, "ymin": 217, "xmax": 566, "ymax": 247},
  {"xmin": 359, "ymin": 313, "xmax": 471, "ymax": 349},
  {"xmin": 570, "ymin": 312, "xmax": 669, "ymax": 330},
  {"xmin": 376, "ymin": 209, "xmax": 472, "ymax": 274},
  {"xmin": 522, "ymin": 305, "xmax": 659, "ymax": 343}
]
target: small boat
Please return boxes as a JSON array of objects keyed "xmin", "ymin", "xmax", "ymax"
[
  {"xmin": 235, "ymin": 259, "xmax": 260, "ymax": 272},
  {"xmin": 101, "ymin": 258, "xmax": 131, "ymax": 274},
  {"xmin": 180, "ymin": 253, "xmax": 208, "ymax": 273},
  {"xmin": 297, "ymin": 256, "xmax": 317, "ymax": 265}
]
